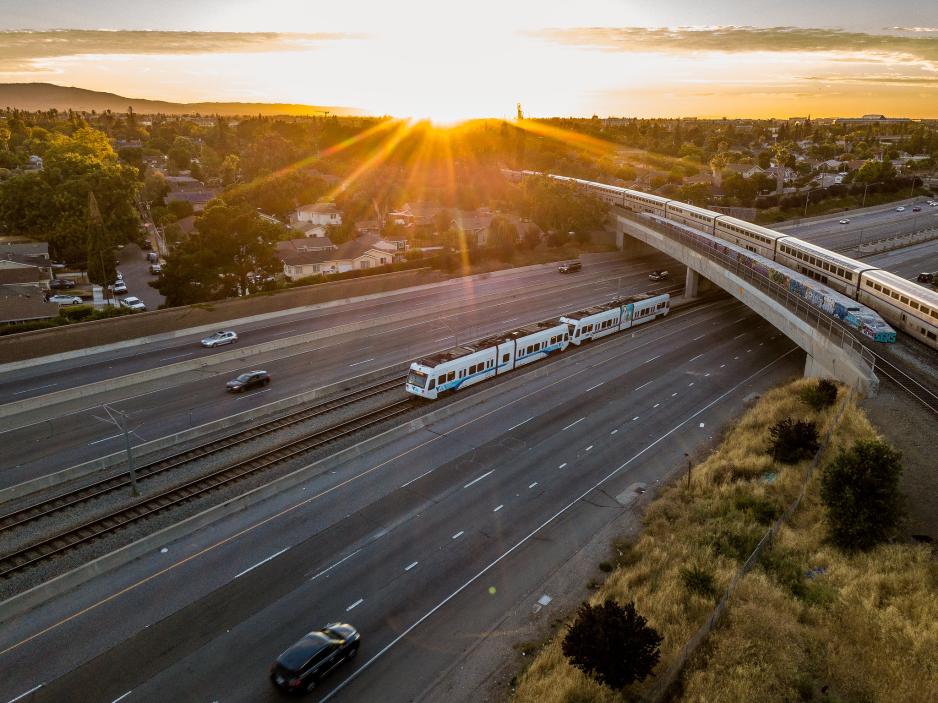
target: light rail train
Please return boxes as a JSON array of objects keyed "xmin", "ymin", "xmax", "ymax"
[{"xmin": 513, "ymin": 171, "xmax": 938, "ymax": 350}]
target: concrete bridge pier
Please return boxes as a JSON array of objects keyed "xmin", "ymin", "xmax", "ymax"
[{"xmin": 685, "ymin": 268, "xmax": 700, "ymax": 298}]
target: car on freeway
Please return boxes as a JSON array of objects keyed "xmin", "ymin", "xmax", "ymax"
[
  {"xmin": 47, "ymin": 294, "xmax": 83, "ymax": 305},
  {"xmin": 929, "ymin": 201, "xmax": 937, "ymax": 207},
  {"xmin": 912, "ymin": 206, "xmax": 922, "ymax": 212},
  {"xmin": 648, "ymin": 270, "xmax": 669, "ymax": 281},
  {"xmin": 895, "ymin": 206, "xmax": 906, "ymax": 212},
  {"xmin": 918, "ymin": 272, "xmax": 935, "ymax": 284},
  {"xmin": 149, "ymin": 263, "xmax": 162, "ymax": 274},
  {"xmin": 226, "ymin": 370, "xmax": 270, "ymax": 392},
  {"xmin": 201, "ymin": 330, "xmax": 238, "ymax": 348},
  {"xmin": 558, "ymin": 260, "xmax": 582, "ymax": 274},
  {"xmin": 839, "ymin": 219, "xmax": 850, "ymax": 224},
  {"xmin": 270, "ymin": 623, "xmax": 360, "ymax": 694},
  {"xmin": 112, "ymin": 280, "xmax": 128, "ymax": 294},
  {"xmin": 120, "ymin": 296, "xmax": 146, "ymax": 312},
  {"xmin": 49, "ymin": 278, "xmax": 76, "ymax": 289}
]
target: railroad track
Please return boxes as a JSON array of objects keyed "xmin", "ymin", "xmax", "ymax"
[
  {"xmin": 0, "ymin": 377, "xmax": 405, "ymax": 536},
  {"xmin": 869, "ymin": 352, "xmax": 938, "ymax": 415},
  {"xmin": 0, "ymin": 397, "xmax": 416, "ymax": 580}
]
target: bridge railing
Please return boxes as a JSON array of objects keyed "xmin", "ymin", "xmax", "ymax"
[{"xmin": 618, "ymin": 210, "xmax": 878, "ymax": 376}]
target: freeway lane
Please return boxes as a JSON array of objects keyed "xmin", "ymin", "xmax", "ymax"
[
  {"xmin": 0, "ymin": 258, "xmax": 685, "ymax": 489},
  {"xmin": 0, "ymin": 301, "xmax": 801, "ymax": 703},
  {"xmin": 865, "ymin": 239, "xmax": 938, "ymax": 281},
  {"xmin": 0, "ymin": 254, "xmax": 672, "ymax": 404}
]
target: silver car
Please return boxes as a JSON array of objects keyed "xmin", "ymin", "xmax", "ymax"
[
  {"xmin": 48, "ymin": 294, "xmax": 83, "ymax": 305},
  {"xmin": 120, "ymin": 296, "xmax": 146, "ymax": 312},
  {"xmin": 201, "ymin": 330, "xmax": 238, "ymax": 348}
]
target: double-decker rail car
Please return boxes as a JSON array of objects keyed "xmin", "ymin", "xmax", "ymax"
[
  {"xmin": 621, "ymin": 190, "xmax": 670, "ymax": 218},
  {"xmin": 664, "ymin": 201, "xmax": 717, "ymax": 234},
  {"xmin": 714, "ymin": 216, "xmax": 786, "ymax": 259},
  {"xmin": 573, "ymin": 178, "xmax": 626, "ymax": 207},
  {"xmin": 859, "ymin": 269, "xmax": 938, "ymax": 346},
  {"xmin": 774, "ymin": 237, "xmax": 875, "ymax": 297}
]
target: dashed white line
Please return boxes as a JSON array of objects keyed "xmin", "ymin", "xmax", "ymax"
[
  {"xmin": 6, "ymin": 685, "xmax": 43, "ymax": 703},
  {"xmin": 451, "ymin": 531, "xmax": 464, "ymax": 540},
  {"xmin": 404, "ymin": 561, "xmax": 419, "ymax": 572},
  {"xmin": 644, "ymin": 354, "xmax": 661, "ymax": 364},
  {"xmin": 610, "ymin": 429, "xmax": 618, "ymax": 435},
  {"xmin": 529, "ymin": 482, "xmax": 538, "ymax": 488},
  {"xmin": 688, "ymin": 354, "xmax": 704, "ymax": 363},
  {"xmin": 585, "ymin": 382, "xmax": 605, "ymax": 392},
  {"xmin": 235, "ymin": 388, "xmax": 272, "ymax": 400},
  {"xmin": 584, "ymin": 445, "xmax": 593, "ymax": 452},
  {"xmin": 692, "ymin": 334, "xmax": 705, "ymax": 341},
  {"xmin": 734, "ymin": 356, "xmax": 739, "ymax": 360},
  {"xmin": 719, "ymin": 364, "xmax": 726, "ymax": 368},
  {"xmin": 348, "ymin": 358, "xmax": 375, "ymax": 367},
  {"xmin": 88, "ymin": 433, "xmax": 123, "ymax": 446},
  {"xmin": 704, "ymin": 373, "xmax": 711, "ymax": 377},
  {"xmin": 464, "ymin": 470, "xmax": 494, "ymax": 488},
  {"xmin": 160, "ymin": 352, "xmax": 195, "ymax": 361},
  {"xmin": 671, "ymin": 392, "xmax": 678, "ymax": 397},
  {"xmin": 562, "ymin": 418, "xmax": 585, "ymax": 431},
  {"xmin": 346, "ymin": 598, "xmax": 364, "ymax": 611},
  {"xmin": 733, "ymin": 333, "xmax": 745, "ymax": 340},
  {"xmin": 688, "ymin": 382, "xmax": 695, "ymax": 387},
  {"xmin": 308, "ymin": 549, "xmax": 362, "ymax": 582},
  {"xmin": 558, "ymin": 462, "xmax": 567, "ymax": 469},
  {"xmin": 507, "ymin": 417, "xmax": 533, "ymax": 431},
  {"xmin": 234, "ymin": 546, "xmax": 289, "ymax": 579},
  {"xmin": 433, "ymin": 337, "xmax": 451, "ymax": 342},
  {"xmin": 634, "ymin": 381, "xmax": 652, "ymax": 391},
  {"xmin": 632, "ymin": 416, "xmax": 640, "ymax": 421},
  {"xmin": 111, "ymin": 692, "xmax": 132, "ymax": 703},
  {"xmin": 653, "ymin": 403, "xmax": 660, "ymax": 408},
  {"xmin": 12, "ymin": 383, "xmax": 58, "ymax": 395},
  {"xmin": 400, "ymin": 467, "xmax": 435, "ymax": 488},
  {"xmin": 493, "ymin": 504, "xmax": 503, "ymax": 512}
]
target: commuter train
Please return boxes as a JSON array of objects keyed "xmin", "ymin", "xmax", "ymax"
[
  {"xmin": 405, "ymin": 294, "xmax": 670, "ymax": 399},
  {"xmin": 511, "ymin": 171, "xmax": 938, "ymax": 350}
]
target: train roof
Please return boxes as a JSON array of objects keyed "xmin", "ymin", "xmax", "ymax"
[
  {"xmin": 622, "ymin": 188, "xmax": 671, "ymax": 205},
  {"xmin": 863, "ymin": 268, "xmax": 938, "ymax": 305},
  {"xmin": 715, "ymin": 215, "xmax": 789, "ymax": 241},
  {"xmin": 415, "ymin": 344, "xmax": 491, "ymax": 368},
  {"xmin": 664, "ymin": 200, "xmax": 715, "ymax": 217},
  {"xmin": 560, "ymin": 294, "xmax": 653, "ymax": 320},
  {"xmin": 475, "ymin": 319, "xmax": 567, "ymax": 348},
  {"xmin": 777, "ymin": 236, "xmax": 875, "ymax": 274}
]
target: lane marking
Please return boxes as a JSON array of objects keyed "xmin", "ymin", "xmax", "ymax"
[
  {"xmin": 529, "ymin": 482, "xmax": 538, "ymax": 489},
  {"xmin": 6, "ymin": 686, "xmax": 43, "ymax": 703},
  {"xmin": 235, "ymin": 388, "xmax": 273, "ymax": 401},
  {"xmin": 111, "ymin": 692, "xmax": 132, "ymax": 703},
  {"xmin": 733, "ymin": 333, "xmax": 745, "ymax": 340},
  {"xmin": 464, "ymin": 470, "xmax": 494, "ymax": 489},
  {"xmin": 562, "ymin": 418, "xmax": 585, "ymax": 431},
  {"xmin": 558, "ymin": 463, "xmax": 567, "ymax": 469},
  {"xmin": 318, "ymin": 347, "xmax": 800, "ymax": 702},
  {"xmin": 653, "ymin": 403, "xmax": 660, "ymax": 408},
  {"xmin": 404, "ymin": 561, "xmax": 419, "ymax": 572},
  {"xmin": 672, "ymin": 392, "xmax": 678, "ymax": 397},
  {"xmin": 451, "ymin": 531, "xmax": 464, "ymax": 540},
  {"xmin": 88, "ymin": 433, "xmax": 123, "ymax": 446},
  {"xmin": 160, "ymin": 352, "xmax": 195, "ymax": 361},
  {"xmin": 309, "ymin": 549, "xmax": 362, "ymax": 582},
  {"xmin": 720, "ymin": 364, "xmax": 726, "ymax": 368},
  {"xmin": 610, "ymin": 429, "xmax": 618, "ymax": 435},
  {"xmin": 585, "ymin": 382, "xmax": 604, "ymax": 392},
  {"xmin": 507, "ymin": 417, "xmax": 533, "ymax": 431},
  {"xmin": 644, "ymin": 354, "xmax": 661, "ymax": 364},
  {"xmin": 12, "ymin": 383, "xmax": 58, "ymax": 396},
  {"xmin": 585, "ymin": 445, "xmax": 593, "ymax": 452},
  {"xmin": 688, "ymin": 353, "xmax": 704, "ymax": 363},
  {"xmin": 692, "ymin": 335, "xmax": 705, "ymax": 341},
  {"xmin": 688, "ymin": 382, "xmax": 695, "ymax": 387},
  {"xmin": 432, "ymin": 337, "xmax": 451, "ymax": 342},
  {"xmin": 346, "ymin": 598, "xmax": 363, "ymax": 612},
  {"xmin": 400, "ymin": 468, "xmax": 435, "ymax": 488},
  {"xmin": 634, "ymin": 381, "xmax": 652, "ymax": 391},
  {"xmin": 705, "ymin": 373, "xmax": 711, "ymax": 377},
  {"xmin": 493, "ymin": 504, "xmax": 503, "ymax": 512},
  {"xmin": 632, "ymin": 416, "xmax": 640, "ymax": 421},
  {"xmin": 348, "ymin": 358, "xmax": 375, "ymax": 367},
  {"xmin": 0, "ymin": 302, "xmax": 757, "ymax": 659},
  {"xmin": 234, "ymin": 547, "xmax": 289, "ymax": 579}
]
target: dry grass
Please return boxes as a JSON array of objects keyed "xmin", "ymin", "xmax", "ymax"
[{"xmin": 510, "ymin": 379, "xmax": 938, "ymax": 703}]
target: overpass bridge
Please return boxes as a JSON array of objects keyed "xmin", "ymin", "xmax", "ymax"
[{"xmin": 616, "ymin": 210, "xmax": 880, "ymax": 394}]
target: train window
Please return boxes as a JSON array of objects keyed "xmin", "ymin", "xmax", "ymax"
[
  {"xmin": 874, "ymin": 284, "xmax": 883, "ymax": 292},
  {"xmin": 911, "ymin": 302, "xmax": 920, "ymax": 310},
  {"xmin": 932, "ymin": 310, "xmax": 938, "ymax": 320},
  {"xmin": 900, "ymin": 296, "xmax": 909, "ymax": 305},
  {"xmin": 428, "ymin": 380, "xmax": 435, "ymax": 390},
  {"xmin": 891, "ymin": 292, "xmax": 900, "ymax": 300},
  {"xmin": 438, "ymin": 375, "xmax": 445, "ymax": 384},
  {"xmin": 502, "ymin": 353, "xmax": 509, "ymax": 362},
  {"xmin": 847, "ymin": 273, "xmax": 853, "ymax": 281},
  {"xmin": 866, "ymin": 280, "xmax": 873, "ymax": 288},
  {"xmin": 448, "ymin": 372, "xmax": 455, "ymax": 382},
  {"xmin": 564, "ymin": 333, "xmax": 569, "ymax": 341}
]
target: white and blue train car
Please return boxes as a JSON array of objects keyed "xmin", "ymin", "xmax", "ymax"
[
  {"xmin": 405, "ymin": 320, "xmax": 570, "ymax": 400},
  {"xmin": 561, "ymin": 294, "xmax": 670, "ymax": 345},
  {"xmin": 626, "ymin": 294, "xmax": 671, "ymax": 328}
]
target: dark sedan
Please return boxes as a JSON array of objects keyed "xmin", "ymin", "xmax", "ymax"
[
  {"xmin": 226, "ymin": 370, "xmax": 270, "ymax": 392},
  {"xmin": 270, "ymin": 623, "xmax": 360, "ymax": 694},
  {"xmin": 50, "ymin": 278, "xmax": 76, "ymax": 289}
]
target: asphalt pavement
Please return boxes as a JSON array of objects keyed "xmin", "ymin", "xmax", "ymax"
[
  {"xmin": 116, "ymin": 243, "xmax": 165, "ymax": 311},
  {"xmin": 0, "ymin": 299, "xmax": 802, "ymax": 703}
]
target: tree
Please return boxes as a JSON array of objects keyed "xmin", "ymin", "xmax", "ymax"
[
  {"xmin": 800, "ymin": 379, "xmax": 838, "ymax": 411},
  {"xmin": 85, "ymin": 192, "xmax": 116, "ymax": 287},
  {"xmin": 488, "ymin": 216, "xmax": 518, "ymax": 260},
  {"xmin": 768, "ymin": 417, "xmax": 820, "ymax": 464},
  {"xmin": 821, "ymin": 439, "xmax": 903, "ymax": 551},
  {"xmin": 562, "ymin": 600, "xmax": 662, "ymax": 690}
]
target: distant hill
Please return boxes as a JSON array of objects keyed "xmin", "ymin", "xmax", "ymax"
[{"xmin": 0, "ymin": 83, "xmax": 366, "ymax": 117}]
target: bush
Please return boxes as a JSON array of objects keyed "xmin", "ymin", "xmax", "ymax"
[
  {"xmin": 60, "ymin": 305, "xmax": 94, "ymax": 321},
  {"xmin": 800, "ymin": 379, "xmax": 838, "ymax": 411},
  {"xmin": 562, "ymin": 600, "xmax": 662, "ymax": 690},
  {"xmin": 768, "ymin": 417, "xmax": 820, "ymax": 464},
  {"xmin": 680, "ymin": 564, "xmax": 718, "ymax": 600},
  {"xmin": 820, "ymin": 439, "xmax": 903, "ymax": 551}
]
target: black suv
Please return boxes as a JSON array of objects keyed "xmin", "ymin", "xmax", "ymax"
[
  {"xmin": 226, "ymin": 370, "xmax": 271, "ymax": 392},
  {"xmin": 270, "ymin": 623, "xmax": 361, "ymax": 694}
]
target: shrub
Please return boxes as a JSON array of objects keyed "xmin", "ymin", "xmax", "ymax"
[
  {"xmin": 800, "ymin": 379, "xmax": 838, "ymax": 411},
  {"xmin": 561, "ymin": 600, "xmax": 662, "ymax": 690},
  {"xmin": 820, "ymin": 439, "xmax": 903, "ymax": 551},
  {"xmin": 680, "ymin": 564, "xmax": 718, "ymax": 600},
  {"xmin": 60, "ymin": 305, "xmax": 94, "ymax": 321},
  {"xmin": 768, "ymin": 417, "xmax": 820, "ymax": 464},
  {"xmin": 734, "ymin": 493, "xmax": 782, "ymax": 525}
]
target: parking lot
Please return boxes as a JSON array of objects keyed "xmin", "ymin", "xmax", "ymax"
[{"xmin": 117, "ymin": 242, "xmax": 166, "ymax": 310}]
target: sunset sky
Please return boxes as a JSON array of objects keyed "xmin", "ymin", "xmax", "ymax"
[{"xmin": 1, "ymin": 0, "xmax": 937, "ymax": 120}]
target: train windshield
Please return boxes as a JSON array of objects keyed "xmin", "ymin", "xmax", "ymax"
[{"xmin": 406, "ymin": 369, "xmax": 429, "ymax": 388}]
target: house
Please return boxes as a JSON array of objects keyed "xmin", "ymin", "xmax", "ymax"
[
  {"xmin": 452, "ymin": 210, "xmax": 495, "ymax": 247},
  {"xmin": 294, "ymin": 202, "xmax": 342, "ymax": 227},
  {"xmin": 724, "ymin": 163, "xmax": 765, "ymax": 179},
  {"xmin": 24, "ymin": 155, "xmax": 43, "ymax": 171},
  {"xmin": 0, "ymin": 284, "xmax": 59, "ymax": 325},
  {"xmin": 166, "ymin": 190, "xmax": 218, "ymax": 213},
  {"xmin": 0, "ymin": 256, "xmax": 51, "ymax": 290},
  {"xmin": 290, "ymin": 221, "xmax": 329, "ymax": 238},
  {"xmin": 814, "ymin": 173, "xmax": 844, "ymax": 188},
  {"xmin": 279, "ymin": 235, "xmax": 398, "ymax": 280},
  {"xmin": 0, "ymin": 237, "xmax": 49, "ymax": 260}
]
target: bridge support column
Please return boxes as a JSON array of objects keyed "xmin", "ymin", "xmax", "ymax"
[{"xmin": 685, "ymin": 268, "xmax": 700, "ymax": 298}]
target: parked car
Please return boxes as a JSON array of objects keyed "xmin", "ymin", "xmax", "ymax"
[
  {"xmin": 558, "ymin": 261, "xmax": 582, "ymax": 274},
  {"xmin": 120, "ymin": 296, "xmax": 146, "ymax": 312},
  {"xmin": 48, "ymin": 294, "xmax": 83, "ymax": 305},
  {"xmin": 147, "ymin": 251, "xmax": 159, "ymax": 263},
  {"xmin": 141, "ymin": 240, "xmax": 153, "ymax": 251},
  {"xmin": 270, "ymin": 624, "xmax": 360, "ymax": 694},
  {"xmin": 149, "ymin": 263, "xmax": 162, "ymax": 275},
  {"xmin": 912, "ymin": 206, "xmax": 922, "ymax": 212},
  {"xmin": 648, "ymin": 270, "xmax": 669, "ymax": 281},
  {"xmin": 895, "ymin": 206, "xmax": 906, "ymax": 212},
  {"xmin": 226, "ymin": 370, "xmax": 270, "ymax": 392},
  {"xmin": 116, "ymin": 271, "xmax": 124, "ymax": 280},
  {"xmin": 201, "ymin": 330, "xmax": 238, "ymax": 348},
  {"xmin": 839, "ymin": 219, "xmax": 850, "ymax": 224},
  {"xmin": 112, "ymin": 280, "xmax": 128, "ymax": 294},
  {"xmin": 50, "ymin": 278, "xmax": 76, "ymax": 289}
]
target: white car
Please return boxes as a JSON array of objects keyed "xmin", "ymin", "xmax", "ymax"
[
  {"xmin": 48, "ymin": 294, "xmax": 83, "ymax": 305},
  {"xmin": 116, "ymin": 271, "xmax": 124, "ymax": 280},
  {"xmin": 112, "ymin": 281, "xmax": 128, "ymax": 294},
  {"xmin": 201, "ymin": 330, "xmax": 238, "ymax": 348},
  {"xmin": 120, "ymin": 296, "xmax": 146, "ymax": 312},
  {"xmin": 839, "ymin": 219, "xmax": 850, "ymax": 224},
  {"xmin": 895, "ymin": 206, "xmax": 906, "ymax": 212}
]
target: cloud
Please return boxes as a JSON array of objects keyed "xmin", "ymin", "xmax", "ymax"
[
  {"xmin": 0, "ymin": 29, "xmax": 358, "ymax": 72},
  {"xmin": 534, "ymin": 26, "xmax": 938, "ymax": 67},
  {"xmin": 888, "ymin": 27, "xmax": 938, "ymax": 33}
]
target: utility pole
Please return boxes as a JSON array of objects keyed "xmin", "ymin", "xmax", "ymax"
[
  {"xmin": 685, "ymin": 452, "xmax": 692, "ymax": 490},
  {"xmin": 96, "ymin": 405, "xmax": 140, "ymax": 497}
]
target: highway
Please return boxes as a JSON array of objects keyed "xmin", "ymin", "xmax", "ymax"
[
  {"xmin": 0, "ymin": 299, "xmax": 802, "ymax": 703},
  {"xmin": 864, "ymin": 238, "xmax": 938, "ymax": 281},
  {"xmin": 776, "ymin": 199, "xmax": 938, "ymax": 252},
  {"xmin": 0, "ymin": 254, "xmax": 683, "ymax": 491}
]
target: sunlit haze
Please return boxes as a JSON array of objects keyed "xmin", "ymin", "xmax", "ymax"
[{"xmin": 1, "ymin": 0, "xmax": 937, "ymax": 117}]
